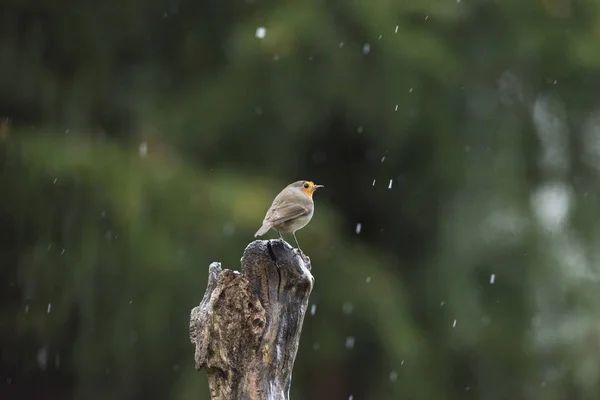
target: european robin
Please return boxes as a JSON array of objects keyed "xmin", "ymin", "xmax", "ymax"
[{"xmin": 254, "ymin": 180, "xmax": 324, "ymax": 253}]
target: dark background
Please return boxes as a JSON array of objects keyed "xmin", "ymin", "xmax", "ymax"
[{"xmin": 2, "ymin": 0, "xmax": 600, "ymax": 399}]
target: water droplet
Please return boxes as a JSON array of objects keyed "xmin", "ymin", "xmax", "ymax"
[
  {"xmin": 362, "ymin": 43, "xmax": 371, "ymax": 55},
  {"xmin": 395, "ymin": 104, "xmax": 398, "ymax": 111},
  {"xmin": 355, "ymin": 223, "xmax": 362, "ymax": 234},
  {"xmin": 313, "ymin": 343, "xmax": 320, "ymax": 350},
  {"xmin": 357, "ymin": 126, "xmax": 364, "ymax": 134},
  {"xmin": 345, "ymin": 336, "xmax": 355, "ymax": 349},
  {"xmin": 388, "ymin": 179, "xmax": 393, "ymax": 189},
  {"xmin": 490, "ymin": 274, "xmax": 495, "ymax": 284},
  {"xmin": 139, "ymin": 141, "xmax": 148, "ymax": 157},
  {"xmin": 425, "ymin": 15, "xmax": 429, "ymax": 20},
  {"xmin": 255, "ymin": 27, "xmax": 266, "ymax": 39},
  {"xmin": 53, "ymin": 178, "xmax": 57, "ymax": 184},
  {"xmin": 310, "ymin": 304, "xmax": 317, "ymax": 315},
  {"xmin": 453, "ymin": 319, "xmax": 457, "ymax": 328},
  {"xmin": 381, "ymin": 156, "xmax": 386, "ymax": 163},
  {"xmin": 366, "ymin": 276, "xmax": 371, "ymax": 283},
  {"xmin": 37, "ymin": 347, "xmax": 48, "ymax": 370},
  {"xmin": 24, "ymin": 304, "xmax": 29, "ymax": 313},
  {"xmin": 389, "ymin": 370, "xmax": 398, "ymax": 382},
  {"xmin": 339, "ymin": 42, "xmax": 345, "ymax": 48},
  {"xmin": 409, "ymin": 87, "xmax": 413, "ymax": 93},
  {"xmin": 395, "ymin": 25, "xmax": 399, "ymax": 33},
  {"xmin": 342, "ymin": 302, "xmax": 354, "ymax": 315},
  {"xmin": 61, "ymin": 249, "xmax": 65, "ymax": 255},
  {"xmin": 47, "ymin": 303, "xmax": 51, "ymax": 313},
  {"xmin": 440, "ymin": 300, "xmax": 445, "ymax": 307},
  {"xmin": 372, "ymin": 179, "xmax": 376, "ymax": 186}
]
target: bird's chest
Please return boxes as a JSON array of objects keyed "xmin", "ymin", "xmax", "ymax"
[{"xmin": 277, "ymin": 209, "xmax": 313, "ymax": 232}]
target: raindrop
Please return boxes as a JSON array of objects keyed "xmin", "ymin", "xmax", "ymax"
[
  {"xmin": 310, "ymin": 304, "xmax": 317, "ymax": 316},
  {"xmin": 362, "ymin": 43, "xmax": 371, "ymax": 55},
  {"xmin": 440, "ymin": 301, "xmax": 445, "ymax": 307},
  {"xmin": 389, "ymin": 370, "xmax": 398, "ymax": 382},
  {"xmin": 388, "ymin": 180, "xmax": 393, "ymax": 189},
  {"xmin": 255, "ymin": 27, "xmax": 266, "ymax": 39},
  {"xmin": 409, "ymin": 87, "xmax": 413, "ymax": 93},
  {"xmin": 357, "ymin": 126, "xmax": 364, "ymax": 134},
  {"xmin": 378, "ymin": 35, "xmax": 383, "ymax": 40},
  {"xmin": 139, "ymin": 141, "xmax": 148, "ymax": 157},
  {"xmin": 313, "ymin": 343, "xmax": 320, "ymax": 350},
  {"xmin": 466, "ymin": 386, "xmax": 470, "ymax": 391},
  {"xmin": 61, "ymin": 249, "xmax": 65, "ymax": 255},
  {"xmin": 453, "ymin": 319, "xmax": 457, "ymax": 328},
  {"xmin": 37, "ymin": 347, "xmax": 48, "ymax": 370},
  {"xmin": 401, "ymin": 360, "xmax": 404, "ymax": 365},
  {"xmin": 339, "ymin": 42, "xmax": 345, "ymax": 47},
  {"xmin": 372, "ymin": 179, "xmax": 376, "ymax": 186},
  {"xmin": 47, "ymin": 303, "xmax": 51, "ymax": 313},
  {"xmin": 395, "ymin": 105, "xmax": 398, "ymax": 111},
  {"xmin": 345, "ymin": 336, "xmax": 355, "ymax": 349},
  {"xmin": 425, "ymin": 15, "xmax": 429, "ymax": 20},
  {"xmin": 355, "ymin": 223, "xmax": 362, "ymax": 234},
  {"xmin": 365, "ymin": 276, "xmax": 371, "ymax": 283},
  {"xmin": 349, "ymin": 396, "xmax": 353, "ymax": 400},
  {"xmin": 395, "ymin": 25, "xmax": 399, "ymax": 33},
  {"xmin": 381, "ymin": 156, "xmax": 386, "ymax": 163},
  {"xmin": 53, "ymin": 178, "xmax": 57, "ymax": 184},
  {"xmin": 342, "ymin": 302, "xmax": 354, "ymax": 315},
  {"xmin": 490, "ymin": 274, "xmax": 495, "ymax": 284}
]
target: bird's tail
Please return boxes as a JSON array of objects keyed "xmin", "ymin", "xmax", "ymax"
[{"xmin": 254, "ymin": 223, "xmax": 272, "ymax": 237}]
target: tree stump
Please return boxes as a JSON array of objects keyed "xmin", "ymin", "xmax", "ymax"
[{"xmin": 189, "ymin": 239, "xmax": 315, "ymax": 400}]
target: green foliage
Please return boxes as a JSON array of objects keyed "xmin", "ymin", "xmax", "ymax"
[{"xmin": 2, "ymin": 0, "xmax": 600, "ymax": 399}]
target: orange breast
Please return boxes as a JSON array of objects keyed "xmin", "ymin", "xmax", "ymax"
[{"xmin": 300, "ymin": 187, "xmax": 313, "ymax": 198}]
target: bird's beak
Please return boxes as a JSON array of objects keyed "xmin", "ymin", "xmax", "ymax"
[{"xmin": 315, "ymin": 184, "xmax": 324, "ymax": 189}]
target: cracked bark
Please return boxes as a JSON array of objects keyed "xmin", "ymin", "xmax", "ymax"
[{"xmin": 189, "ymin": 239, "xmax": 314, "ymax": 400}]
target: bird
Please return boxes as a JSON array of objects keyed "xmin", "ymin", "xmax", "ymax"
[{"xmin": 254, "ymin": 180, "xmax": 324, "ymax": 254}]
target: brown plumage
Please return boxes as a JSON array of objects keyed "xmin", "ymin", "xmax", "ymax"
[{"xmin": 255, "ymin": 180, "xmax": 323, "ymax": 253}]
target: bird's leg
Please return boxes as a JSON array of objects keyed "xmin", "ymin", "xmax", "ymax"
[
  {"xmin": 292, "ymin": 232, "xmax": 304, "ymax": 256},
  {"xmin": 278, "ymin": 230, "xmax": 284, "ymax": 240}
]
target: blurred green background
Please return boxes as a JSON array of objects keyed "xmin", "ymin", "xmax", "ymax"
[{"xmin": 2, "ymin": 0, "xmax": 600, "ymax": 399}]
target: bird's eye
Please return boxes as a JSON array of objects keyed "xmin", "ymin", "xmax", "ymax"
[{"xmin": 303, "ymin": 183, "xmax": 309, "ymax": 189}]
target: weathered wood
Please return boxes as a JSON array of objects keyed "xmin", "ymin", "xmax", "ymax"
[{"xmin": 189, "ymin": 239, "xmax": 314, "ymax": 400}]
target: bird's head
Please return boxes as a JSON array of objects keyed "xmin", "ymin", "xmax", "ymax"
[{"xmin": 290, "ymin": 180, "xmax": 324, "ymax": 198}]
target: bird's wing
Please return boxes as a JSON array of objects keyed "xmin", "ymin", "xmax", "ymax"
[{"xmin": 264, "ymin": 200, "xmax": 310, "ymax": 226}]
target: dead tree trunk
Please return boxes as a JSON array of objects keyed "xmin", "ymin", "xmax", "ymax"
[{"xmin": 189, "ymin": 239, "xmax": 314, "ymax": 400}]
